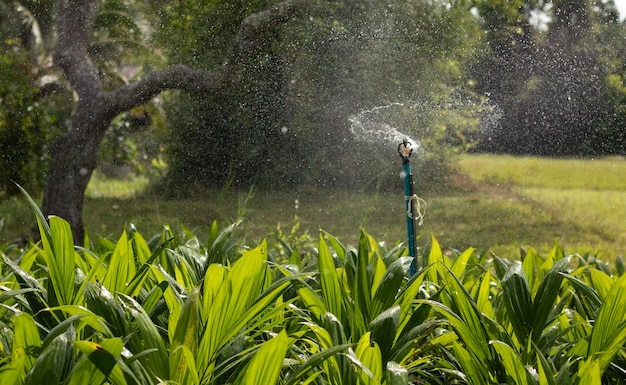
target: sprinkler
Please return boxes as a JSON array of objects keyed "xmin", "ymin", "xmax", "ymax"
[{"xmin": 398, "ymin": 139, "xmax": 422, "ymax": 275}]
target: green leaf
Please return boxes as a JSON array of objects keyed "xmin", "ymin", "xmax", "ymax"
[
  {"xmin": 385, "ymin": 361, "xmax": 408, "ymax": 385},
  {"xmin": 102, "ymin": 230, "xmax": 135, "ymax": 294},
  {"xmin": 577, "ymin": 359, "xmax": 601, "ymax": 384},
  {"xmin": 371, "ymin": 258, "xmax": 406, "ymax": 317},
  {"xmin": 118, "ymin": 294, "xmax": 169, "ymax": 380},
  {"xmin": 530, "ymin": 257, "xmax": 569, "ymax": 342},
  {"xmin": 24, "ymin": 332, "xmax": 76, "ymax": 385},
  {"xmin": 45, "ymin": 216, "xmax": 76, "ymax": 307},
  {"xmin": 170, "ymin": 289, "xmax": 200, "ymax": 382},
  {"xmin": 71, "ymin": 338, "xmax": 127, "ymax": 385},
  {"xmin": 534, "ymin": 342, "xmax": 557, "ymax": 385},
  {"xmin": 352, "ymin": 230, "xmax": 373, "ymax": 338},
  {"xmin": 490, "ymin": 340, "xmax": 531, "ymax": 385},
  {"xmin": 369, "ymin": 305, "xmax": 400, "ymax": 364},
  {"xmin": 587, "ymin": 272, "xmax": 626, "ymax": 373},
  {"xmin": 170, "ymin": 345, "xmax": 199, "ymax": 385},
  {"xmin": 84, "ymin": 282, "xmax": 126, "ymax": 337},
  {"xmin": 317, "ymin": 233, "xmax": 344, "ymax": 322},
  {"xmin": 240, "ymin": 330, "xmax": 290, "ymax": 385},
  {"xmin": 450, "ymin": 247, "xmax": 474, "ymax": 278},
  {"xmin": 12, "ymin": 312, "xmax": 41, "ymax": 370},
  {"xmin": 501, "ymin": 262, "xmax": 532, "ymax": 346},
  {"xmin": 355, "ymin": 332, "xmax": 382, "ymax": 385}
]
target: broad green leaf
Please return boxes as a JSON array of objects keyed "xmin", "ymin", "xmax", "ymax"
[
  {"xmin": 102, "ymin": 230, "xmax": 136, "ymax": 294},
  {"xmin": 24, "ymin": 332, "xmax": 76, "ymax": 385},
  {"xmin": 84, "ymin": 283, "xmax": 126, "ymax": 337},
  {"xmin": 385, "ymin": 361, "xmax": 408, "ymax": 385},
  {"xmin": 2, "ymin": 255, "xmax": 55, "ymax": 328},
  {"xmin": 577, "ymin": 359, "xmax": 601, "ymax": 384},
  {"xmin": 421, "ymin": 297, "xmax": 493, "ymax": 373},
  {"xmin": 50, "ymin": 305, "xmax": 113, "ymax": 336},
  {"xmin": 44, "ymin": 216, "xmax": 76, "ymax": 307},
  {"xmin": 71, "ymin": 338, "xmax": 127, "ymax": 385},
  {"xmin": 369, "ymin": 306, "xmax": 400, "ymax": 364},
  {"xmin": 534, "ymin": 343, "xmax": 557, "ymax": 385},
  {"xmin": 125, "ymin": 235, "xmax": 171, "ymax": 297},
  {"xmin": 170, "ymin": 345, "xmax": 199, "ymax": 385},
  {"xmin": 426, "ymin": 236, "xmax": 444, "ymax": 286},
  {"xmin": 317, "ymin": 233, "xmax": 344, "ymax": 321},
  {"xmin": 12, "ymin": 312, "xmax": 41, "ymax": 370},
  {"xmin": 390, "ymin": 319, "xmax": 441, "ymax": 364},
  {"xmin": 240, "ymin": 330, "xmax": 290, "ymax": 385},
  {"xmin": 371, "ymin": 255, "xmax": 386, "ymax": 298},
  {"xmin": 201, "ymin": 263, "xmax": 227, "ymax": 321},
  {"xmin": 296, "ymin": 282, "xmax": 327, "ymax": 322},
  {"xmin": 323, "ymin": 231, "xmax": 347, "ymax": 262},
  {"xmin": 171, "ymin": 288, "xmax": 200, "ymax": 382},
  {"xmin": 371, "ymin": 258, "xmax": 406, "ymax": 317},
  {"xmin": 501, "ymin": 262, "xmax": 532, "ymax": 345},
  {"xmin": 198, "ymin": 240, "xmax": 289, "ymax": 379},
  {"xmin": 587, "ymin": 272, "xmax": 626, "ymax": 373},
  {"xmin": 450, "ymin": 247, "xmax": 474, "ymax": 278},
  {"xmin": 475, "ymin": 268, "xmax": 495, "ymax": 319},
  {"xmin": 118, "ymin": 294, "xmax": 170, "ymax": 380},
  {"xmin": 353, "ymin": 230, "xmax": 373, "ymax": 337},
  {"xmin": 0, "ymin": 352, "xmax": 27, "ymax": 385},
  {"xmin": 284, "ymin": 343, "xmax": 354, "ymax": 385},
  {"xmin": 490, "ymin": 340, "xmax": 530, "ymax": 385},
  {"xmin": 530, "ymin": 257, "xmax": 569, "ymax": 342},
  {"xmin": 149, "ymin": 265, "xmax": 184, "ymax": 343},
  {"xmin": 355, "ymin": 332, "xmax": 383, "ymax": 385},
  {"xmin": 588, "ymin": 268, "xmax": 613, "ymax": 301}
]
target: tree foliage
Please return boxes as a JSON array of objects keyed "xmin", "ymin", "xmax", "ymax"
[
  {"xmin": 472, "ymin": 0, "xmax": 626, "ymax": 155},
  {"xmin": 0, "ymin": 3, "xmax": 69, "ymax": 198},
  {"xmin": 158, "ymin": 0, "xmax": 485, "ymax": 193}
]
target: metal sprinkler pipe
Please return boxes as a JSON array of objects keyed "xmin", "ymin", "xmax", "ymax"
[{"xmin": 398, "ymin": 139, "xmax": 420, "ymax": 275}]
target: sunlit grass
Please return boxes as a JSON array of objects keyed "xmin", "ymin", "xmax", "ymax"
[
  {"xmin": 85, "ymin": 171, "xmax": 150, "ymax": 198},
  {"xmin": 521, "ymin": 187, "xmax": 626, "ymax": 257},
  {"xmin": 458, "ymin": 154, "xmax": 626, "ymax": 258},
  {"xmin": 458, "ymin": 154, "xmax": 626, "ymax": 190}
]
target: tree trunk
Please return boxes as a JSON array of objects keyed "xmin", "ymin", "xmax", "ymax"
[
  {"xmin": 41, "ymin": 100, "xmax": 114, "ymax": 244},
  {"xmin": 43, "ymin": 0, "xmax": 312, "ymax": 245}
]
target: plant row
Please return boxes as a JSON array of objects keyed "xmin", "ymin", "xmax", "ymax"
[{"xmin": 0, "ymin": 205, "xmax": 625, "ymax": 384}]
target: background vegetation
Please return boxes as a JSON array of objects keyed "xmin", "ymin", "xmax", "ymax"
[{"xmin": 4, "ymin": 0, "xmax": 626, "ymax": 201}]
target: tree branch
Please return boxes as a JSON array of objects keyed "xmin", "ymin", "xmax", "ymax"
[
  {"xmin": 108, "ymin": 65, "xmax": 224, "ymax": 114},
  {"xmin": 53, "ymin": 0, "xmax": 103, "ymax": 98}
]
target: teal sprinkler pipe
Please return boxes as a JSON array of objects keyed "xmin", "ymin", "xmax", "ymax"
[{"xmin": 398, "ymin": 139, "xmax": 420, "ymax": 275}]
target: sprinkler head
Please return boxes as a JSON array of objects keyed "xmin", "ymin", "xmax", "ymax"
[{"xmin": 398, "ymin": 139, "xmax": 413, "ymax": 164}]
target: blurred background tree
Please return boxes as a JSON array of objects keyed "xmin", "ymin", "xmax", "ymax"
[
  {"xmin": 2, "ymin": 0, "xmax": 626, "ymax": 205},
  {"xmin": 471, "ymin": 0, "xmax": 626, "ymax": 156},
  {"xmin": 155, "ymin": 0, "xmax": 485, "ymax": 195},
  {"xmin": 0, "ymin": 0, "xmax": 69, "ymax": 198}
]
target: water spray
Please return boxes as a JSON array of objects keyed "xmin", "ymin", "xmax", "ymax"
[{"xmin": 398, "ymin": 138, "xmax": 424, "ymax": 275}]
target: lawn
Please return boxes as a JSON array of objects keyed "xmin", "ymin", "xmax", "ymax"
[
  {"xmin": 1, "ymin": 154, "xmax": 625, "ymax": 260},
  {"xmin": 457, "ymin": 154, "xmax": 626, "ymax": 259}
]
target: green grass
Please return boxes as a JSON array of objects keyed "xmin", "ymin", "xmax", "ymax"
[
  {"xmin": 2, "ymin": 155, "xmax": 625, "ymax": 259},
  {"xmin": 457, "ymin": 154, "xmax": 626, "ymax": 258},
  {"xmin": 457, "ymin": 154, "xmax": 626, "ymax": 190}
]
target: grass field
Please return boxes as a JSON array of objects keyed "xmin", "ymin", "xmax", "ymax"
[
  {"xmin": 456, "ymin": 154, "xmax": 626, "ymax": 258},
  {"xmin": 1, "ymin": 154, "xmax": 625, "ymax": 260}
]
